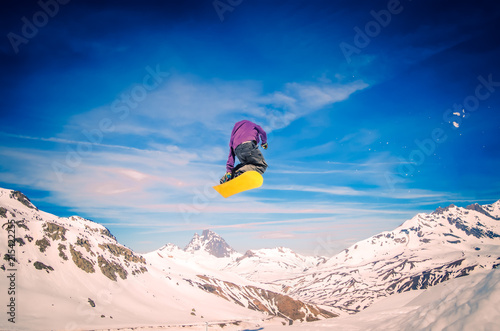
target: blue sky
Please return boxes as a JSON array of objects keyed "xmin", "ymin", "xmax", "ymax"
[{"xmin": 1, "ymin": 0, "xmax": 500, "ymax": 254}]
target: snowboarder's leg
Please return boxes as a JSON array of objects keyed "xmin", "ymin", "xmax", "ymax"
[
  {"xmin": 232, "ymin": 163, "xmax": 244, "ymax": 178},
  {"xmin": 235, "ymin": 141, "xmax": 268, "ymax": 175}
]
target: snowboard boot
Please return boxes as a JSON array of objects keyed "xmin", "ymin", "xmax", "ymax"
[{"xmin": 220, "ymin": 172, "xmax": 232, "ymax": 184}]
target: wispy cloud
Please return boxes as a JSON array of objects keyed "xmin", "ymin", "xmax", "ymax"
[
  {"xmin": 262, "ymin": 80, "xmax": 369, "ymax": 130},
  {"xmin": 60, "ymin": 75, "xmax": 369, "ymax": 148},
  {"xmin": 259, "ymin": 232, "xmax": 297, "ymax": 239},
  {"xmin": 264, "ymin": 184, "xmax": 364, "ymax": 196},
  {"xmin": 263, "ymin": 183, "xmax": 453, "ymax": 201},
  {"xmin": 339, "ymin": 129, "xmax": 379, "ymax": 148},
  {"xmin": 0, "ymin": 132, "xmax": 163, "ymax": 153},
  {"xmin": 285, "ymin": 80, "xmax": 369, "ymax": 110}
]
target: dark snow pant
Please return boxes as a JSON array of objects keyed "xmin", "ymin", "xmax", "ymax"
[{"xmin": 233, "ymin": 141, "xmax": 268, "ymax": 176}]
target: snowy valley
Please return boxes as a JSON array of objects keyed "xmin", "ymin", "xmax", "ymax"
[{"xmin": 1, "ymin": 186, "xmax": 500, "ymax": 330}]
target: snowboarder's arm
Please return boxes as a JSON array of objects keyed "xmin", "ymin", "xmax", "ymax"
[
  {"xmin": 226, "ymin": 147, "xmax": 235, "ymax": 173},
  {"xmin": 255, "ymin": 124, "xmax": 267, "ymax": 146}
]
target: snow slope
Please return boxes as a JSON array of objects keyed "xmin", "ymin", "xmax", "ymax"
[
  {"xmin": 223, "ymin": 247, "xmax": 326, "ymax": 283},
  {"xmin": 263, "ymin": 269, "xmax": 500, "ymax": 331}
]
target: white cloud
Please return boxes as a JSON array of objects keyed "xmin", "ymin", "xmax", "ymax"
[
  {"xmin": 265, "ymin": 184, "xmax": 364, "ymax": 196},
  {"xmin": 62, "ymin": 75, "xmax": 370, "ymax": 148},
  {"xmin": 0, "ymin": 144, "xmax": 218, "ymax": 213},
  {"xmin": 262, "ymin": 183, "xmax": 452, "ymax": 201},
  {"xmin": 339, "ymin": 129, "xmax": 380, "ymax": 147},
  {"xmin": 284, "ymin": 80, "xmax": 368, "ymax": 110},
  {"xmin": 261, "ymin": 80, "xmax": 369, "ymax": 130},
  {"xmin": 259, "ymin": 231, "xmax": 297, "ymax": 239}
]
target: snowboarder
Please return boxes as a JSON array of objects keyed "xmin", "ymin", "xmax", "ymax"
[{"xmin": 220, "ymin": 120, "xmax": 268, "ymax": 184}]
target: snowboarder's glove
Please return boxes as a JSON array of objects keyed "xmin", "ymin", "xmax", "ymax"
[
  {"xmin": 220, "ymin": 172, "xmax": 232, "ymax": 184},
  {"xmin": 261, "ymin": 143, "xmax": 268, "ymax": 150}
]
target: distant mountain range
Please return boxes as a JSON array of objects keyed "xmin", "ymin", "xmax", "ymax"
[
  {"xmin": 280, "ymin": 201, "xmax": 500, "ymax": 312},
  {"xmin": 1, "ymin": 186, "xmax": 499, "ymax": 330},
  {"xmin": 0, "ymin": 188, "xmax": 335, "ymax": 330}
]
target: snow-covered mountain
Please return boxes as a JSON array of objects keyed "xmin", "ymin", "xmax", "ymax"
[
  {"xmin": 184, "ymin": 229, "xmax": 238, "ymax": 258},
  {"xmin": 0, "ymin": 188, "xmax": 336, "ymax": 330},
  {"xmin": 2, "ymin": 186, "xmax": 500, "ymax": 330},
  {"xmin": 146, "ymin": 234, "xmax": 337, "ymax": 323},
  {"xmin": 224, "ymin": 247, "xmax": 326, "ymax": 283},
  {"xmin": 278, "ymin": 202, "xmax": 500, "ymax": 313}
]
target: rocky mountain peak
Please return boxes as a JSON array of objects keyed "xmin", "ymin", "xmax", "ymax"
[
  {"xmin": 480, "ymin": 199, "xmax": 500, "ymax": 219},
  {"xmin": 184, "ymin": 229, "xmax": 236, "ymax": 258},
  {"xmin": 201, "ymin": 229, "xmax": 217, "ymax": 240},
  {"xmin": 466, "ymin": 203, "xmax": 498, "ymax": 219},
  {"xmin": 159, "ymin": 243, "xmax": 182, "ymax": 253},
  {"xmin": 3, "ymin": 189, "xmax": 38, "ymax": 210},
  {"xmin": 432, "ymin": 204, "xmax": 456, "ymax": 215}
]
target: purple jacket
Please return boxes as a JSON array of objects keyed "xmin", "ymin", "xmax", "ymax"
[{"xmin": 226, "ymin": 120, "xmax": 267, "ymax": 172}]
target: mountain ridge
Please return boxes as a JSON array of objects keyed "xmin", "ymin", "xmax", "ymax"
[
  {"xmin": 2, "ymin": 186, "xmax": 500, "ymax": 329},
  {"xmin": 0, "ymin": 187, "xmax": 338, "ymax": 330},
  {"xmin": 278, "ymin": 201, "xmax": 500, "ymax": 313}
]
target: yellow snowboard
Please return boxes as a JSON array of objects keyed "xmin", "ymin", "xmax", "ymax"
[{"xmin": 213, "ymin": 171, "xmax": 264, "ymax": 198}]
